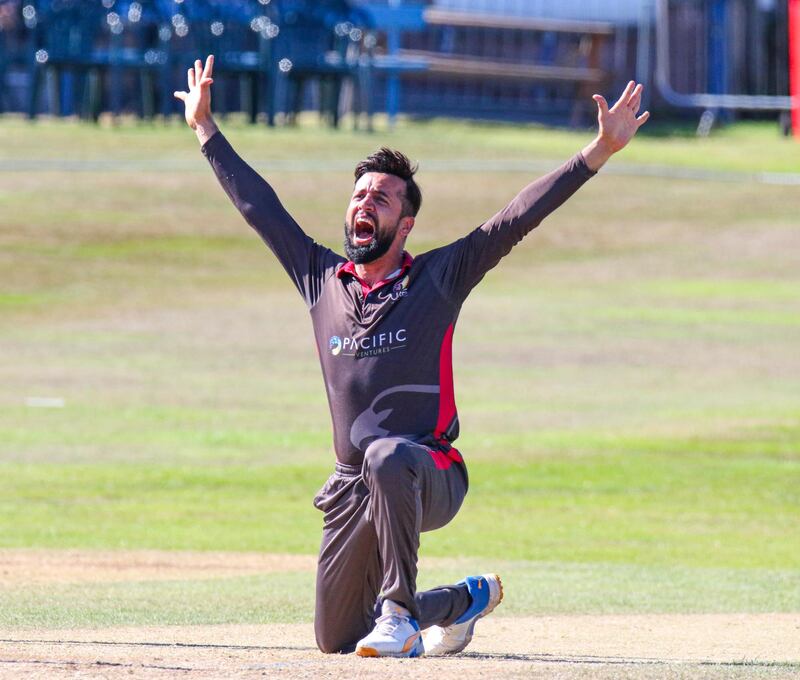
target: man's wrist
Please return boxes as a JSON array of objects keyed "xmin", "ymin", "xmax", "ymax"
[
  {"xmin": 580, "ymin": 136, "xmax": 615, "ymax": 173},
  {"xmin": 194, "ymin": 118, "xmax": 219, "ymax": 146}
]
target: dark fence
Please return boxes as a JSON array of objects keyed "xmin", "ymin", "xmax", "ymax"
[{"xmin": 663, "ymin": 0, "xmax": 789, "ymax": 101}]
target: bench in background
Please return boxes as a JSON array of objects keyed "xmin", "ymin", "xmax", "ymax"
[{"xmin": 396, "ymin": 8, "xmax": 614, "ymax": 125}]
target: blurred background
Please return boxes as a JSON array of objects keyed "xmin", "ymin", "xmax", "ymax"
[{"xmin": 0, "ymin": 0, "xmax": 797, "ymax": 133}]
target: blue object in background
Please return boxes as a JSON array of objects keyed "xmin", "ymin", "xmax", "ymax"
[
  {"xmin": 359, "ymin": 1, "xmax": 427, "ymax": 126},
  {"xmin": 708, "ymin": 0, "xmax": 727, "ymax": 96}
]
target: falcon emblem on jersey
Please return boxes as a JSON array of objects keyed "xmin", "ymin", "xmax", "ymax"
[
  {"xmin": 378, "ymin": 274, "xmax": 410, "ymax": 302},
  {"xmin": 350, "ymin": 383, "xmax": 440, "ymax": 450}
]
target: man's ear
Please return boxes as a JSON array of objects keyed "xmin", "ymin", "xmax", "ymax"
[{"xmin": 400, "ymin": 216, "xmax": 415, "ymax": 237}]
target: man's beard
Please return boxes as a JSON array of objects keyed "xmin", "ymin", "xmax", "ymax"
[{"xmin": 343, "ymin": 219, "xmax": 397, "ymax": 264}]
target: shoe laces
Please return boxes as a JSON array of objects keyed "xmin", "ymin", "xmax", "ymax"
[
  {"xmin": 374, "ymin": 600, "xmax": 412, "ymax": 635},
  {"xmin": 374, "ymin": 610, "xmax": 406, "ymax": 635}
]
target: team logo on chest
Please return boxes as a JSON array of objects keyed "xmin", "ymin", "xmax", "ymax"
[{"xmin": 378, "ymin": 275, "xmax": 410, "ymax": 302}]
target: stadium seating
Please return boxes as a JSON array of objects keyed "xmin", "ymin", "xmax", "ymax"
[
  {"xmin": 270, "ymin": 0, "xmax": 368, "ymax": 127},
  {"xmin": 398, "ymin": 8, "xmax": 613, "ymax": 126},
  {"xmin": 2, "ymin": 0, "xmax": 613, "ymax": 126},
  {"xmin": 15, "ymin": 0, "xmax": 370, "ymax": 126}
]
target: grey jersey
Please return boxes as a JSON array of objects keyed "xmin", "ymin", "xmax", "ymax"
[{"xmin": 202, "ymin": 132, "xmax": 595, "ymax": 466}]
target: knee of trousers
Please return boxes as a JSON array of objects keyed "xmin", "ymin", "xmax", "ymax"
[
  {"xmin": 362, "ymin": 437, "xmax": 418, "ymax": 487},
  {"xmin": 315, "ymin": 633, "xmax": 349, "ymax": 655},
  {"xmin": 314, "ymin": 620, "xmax": 358, "ymax": 655}
]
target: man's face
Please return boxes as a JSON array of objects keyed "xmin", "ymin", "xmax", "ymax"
[{"xmin": 344, "ymin": 172, "xmax": 411, "ymax": 264}]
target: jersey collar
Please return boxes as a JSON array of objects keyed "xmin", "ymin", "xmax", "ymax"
[{"xmin": 337, "ymin": 251, "xmax": 413, "ymax": 296}]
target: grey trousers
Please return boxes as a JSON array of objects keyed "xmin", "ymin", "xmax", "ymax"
[{"xmin": 312, "ymin": 436, "xmax": 471, "ymax": 654}]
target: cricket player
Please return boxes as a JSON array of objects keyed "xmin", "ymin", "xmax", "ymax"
[{"xmin": 175, "ymin": 55, "xmax": 649, "ymax": 658}]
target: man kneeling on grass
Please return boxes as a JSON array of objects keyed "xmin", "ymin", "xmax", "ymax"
[{"xmin": 175, "ymin": 55, "xmax": 649, "ymax": 657}]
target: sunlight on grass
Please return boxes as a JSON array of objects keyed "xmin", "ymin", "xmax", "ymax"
[{"xmin": 1, "ymin": 117, "xmax": 798, "ymax": 626}]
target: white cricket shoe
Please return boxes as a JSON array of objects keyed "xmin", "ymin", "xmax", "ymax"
[
  {"xmin": 355, "ymin": 599, "xmax": 424, "ymax": 658},
  {"xmin": 422, "ymin": 573, "xmax": 503, "ymax": 655}
]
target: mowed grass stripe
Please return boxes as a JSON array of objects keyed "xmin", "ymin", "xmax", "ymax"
[
  {"xmin": 1, "ymin": 117, "xmax": 799, "ymax": 173},
  {"xmin": 1, "ymin": 560, "xmax": 797, "ymax": 629},
  {"xmin": 1, "ymin": 410, "xmax": 798, "ymax": 463},
  {"xmin": 0, "ymin": 458, "xmax": 796, "ymax": 569}
]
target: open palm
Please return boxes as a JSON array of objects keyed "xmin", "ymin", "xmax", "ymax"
[
  {"xmin": 174, "ymin": 55, "xmax": 214, "ymax": 130},
  {"xmin": 592, "ymin": 81, "xmax": 650, "ymax": 153}
]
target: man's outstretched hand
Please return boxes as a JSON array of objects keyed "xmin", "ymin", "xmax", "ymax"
[
  {"xmin": 582, "ymin": 81, "xmax": 650, "ymax": 172},
  {"xmin": 174, "ymin": 55, "xmax": 218, "ymax": 145}
]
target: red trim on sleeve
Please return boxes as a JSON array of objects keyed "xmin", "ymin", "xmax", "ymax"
[{"xmin": 434, "ymin": 323, "xmax": 457, "ymax": 440}]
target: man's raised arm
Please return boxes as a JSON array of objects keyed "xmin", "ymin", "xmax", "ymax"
[
  {"xmin": 430, "ymin": 81, "xmax": 650, "ymax": 301},
  {"xmin": 174, "ymin": 56, "xmax": 343, "ymax": 307}
]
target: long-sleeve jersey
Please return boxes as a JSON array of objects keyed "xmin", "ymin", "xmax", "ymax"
[{"xmin": 202, "ymin": 132, "xmax": 596, "ymax": 466}]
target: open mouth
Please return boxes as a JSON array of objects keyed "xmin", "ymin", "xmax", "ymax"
[{"xmin": 353, "ymin": 216, "xmax": 375, "ymax": 246}]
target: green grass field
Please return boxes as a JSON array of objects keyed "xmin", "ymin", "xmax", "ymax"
[{"xmin": 1, "ymin": 116, "xmax": 798, "ymax": 629}]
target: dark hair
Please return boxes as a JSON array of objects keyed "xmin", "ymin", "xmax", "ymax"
[{"xmin": 354, "ymin": 147, "xmax": 422, "ymax": 217}]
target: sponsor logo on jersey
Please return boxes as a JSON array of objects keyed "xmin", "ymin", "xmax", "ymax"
[{"xmin": 328, "ymin": 328, "xmax": 407, "ymax": 358}]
